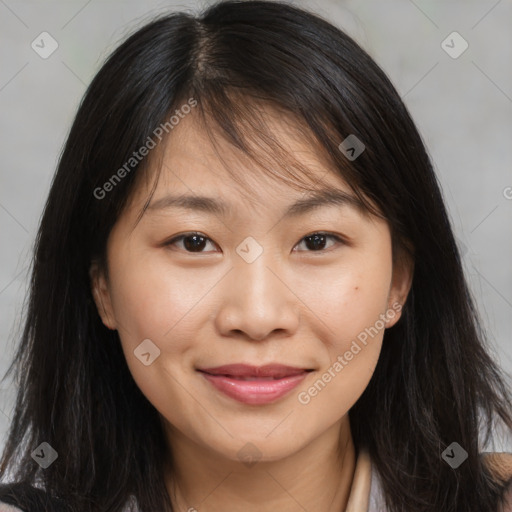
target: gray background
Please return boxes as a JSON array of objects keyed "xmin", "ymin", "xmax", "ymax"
[{"xmin": 1, "ymin": 0, "xmax": 511, "ymax": 453}]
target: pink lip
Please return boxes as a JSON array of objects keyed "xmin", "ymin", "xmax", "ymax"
[{"xmin": 197, "ymin": 364, "xmax": 311, "ymax": 405}]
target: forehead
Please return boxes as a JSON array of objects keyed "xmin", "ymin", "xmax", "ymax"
[
  {"xmin": 152, "ymin": 107, "xmax": 354, "ymax": 198},
  {"xmin": 125, "ymin": 103, "xmax": 380, "ymax": 225}
]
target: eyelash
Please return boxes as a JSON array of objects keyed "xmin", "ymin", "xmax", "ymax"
[{"xmin": 164, "ymin": 231, "xmax": 345, "ymax": 254}]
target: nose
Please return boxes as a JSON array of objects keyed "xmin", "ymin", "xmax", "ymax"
[{"xmin": 214, "ymin": 254, "xmax": 300, "ymax": 341}]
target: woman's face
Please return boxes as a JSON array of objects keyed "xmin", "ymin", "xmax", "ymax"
[{"xmin": 91, "ymin": 111, "xmax": 413, "ymax": 463}]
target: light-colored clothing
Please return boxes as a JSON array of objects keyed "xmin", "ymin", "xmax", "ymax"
[
  {"xmin": 1, "ymin": 449, "xmax": 511, "ymax": 511},
  {"xmin": 0, "ymin": 504, "xmax": 23, "ymax": 512}
]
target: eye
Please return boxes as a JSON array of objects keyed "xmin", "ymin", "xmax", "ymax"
[
  {"xmin": 293, "ymin": 232, "xmax": 344, "ymax": 252},
  {"xmin": 164, "ymin": 231, "xmax": 345, "ymax": 254},
  {"xmin": 164, "ymin": 232, "xmax": 218, "ymax": 253}
]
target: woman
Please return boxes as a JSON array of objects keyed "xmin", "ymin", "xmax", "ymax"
[{"xmin": 1, "ymin": 1, "xmax": 511, "ymax": 510}]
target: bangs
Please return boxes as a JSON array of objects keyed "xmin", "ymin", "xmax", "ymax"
[{"xmin": 132, "ymin": 86, "xmax": 386, "ymax": 227}]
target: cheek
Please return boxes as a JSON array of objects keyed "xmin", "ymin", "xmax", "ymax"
[
  {"xmin": 301, "ymin": 250, "xmax": 393, "ymax": 345},
  {"xmin": 296, "ymin": 336, "xmax": 382, "ymax": 434},
  {"xmin": 106, "ymin": 252, "xmax": 224, "ymax": 411},
  {"xmin": 108, "ymin": 252, "xmax": 214, "ymax": 348},
  {"xmin": 106, "ymin": 256, "xmax": 206, "ymax": 422},
  {"xmin": 294, "ymin": 247, "xmax": 391, "ymax": 410}
]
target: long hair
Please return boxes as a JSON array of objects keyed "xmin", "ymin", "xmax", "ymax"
[{"xmin": 1, "ymin": 1, "xmax": 511, "ymax": 511}]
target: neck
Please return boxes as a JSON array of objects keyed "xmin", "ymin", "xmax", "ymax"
[{"xmin": 163, "ymin": 416, "xmax": 356, "ymax": 512}]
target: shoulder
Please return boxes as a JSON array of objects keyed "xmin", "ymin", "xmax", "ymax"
[
  {"xmin": 482, "ymin": 452, "xmax": 512, "ymax": 512},
  {"xmin": 0, "ymin": 482, "xmax": 32, "ymax": 512},
  {"xmin": 0, "ymin": 502, "xmax": 24, "ymax": 512},
  {"xmin": 503, "ymin": 484, "xmax": 512, "ymax": 512},
  {"xmin": 496, "ymin": 480, "xmax": 512, "ymax": 512},
  {"xmin": 0, "ymin": 482, "xmax": 66, "ymax": 512},
  {"xmin": 0, "ymin": 503, "xmax": 24, "ymax": 512},
  {"xmin": 0, "ymin": 483, "xmax": 139, "ymax": 512},
  {"xmin": 367, "ymin": 451, "xmax": 512, "ymax": 512},
  {"xmin": 481, "ymin": 452, "xmax": 512, "ymax": 482}
]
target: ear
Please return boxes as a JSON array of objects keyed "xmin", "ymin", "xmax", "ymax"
[
  {"xmin": 89, "ymin": 261, "xmax": 117, "ymax": 330},
  {"xmin": 385, "ymin": 244, "xmax": 414, "ymax": 329}
]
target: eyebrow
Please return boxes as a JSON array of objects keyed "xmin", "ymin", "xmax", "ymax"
[{"xmin": 147, "ymin": 188, "xmax": 366, "ymax": 218}]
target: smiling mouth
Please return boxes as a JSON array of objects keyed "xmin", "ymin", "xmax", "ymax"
[
  {"xmin": 196, "ymin": 364, "xmax": 314, "ymax": 405},
  {"xmin": 203, "ymin": 375, "xmax": 298, "ymax": 380}
]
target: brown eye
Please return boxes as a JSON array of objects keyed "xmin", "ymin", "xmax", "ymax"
[
  {"xmin": 164, "ymin": 231, "xmax": 344, "ymax": 254},
  {"xmin": 165, "ymin": 233, "xmax": 217, "ymax": 253},
  {"xmin": 294, "ymin": 232, "xmax": 343, "ymax": 252}
]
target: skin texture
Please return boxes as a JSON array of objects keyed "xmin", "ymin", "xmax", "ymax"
[{"xmin": 90, "ymin": 110, "xmax": 413, "ymax": 512}]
